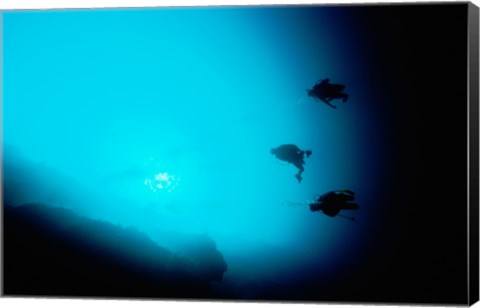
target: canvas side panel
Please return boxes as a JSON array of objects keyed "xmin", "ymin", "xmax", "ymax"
[{"xmin": 468, "ymin": 1, "xmax": 479, "ymax": 306}]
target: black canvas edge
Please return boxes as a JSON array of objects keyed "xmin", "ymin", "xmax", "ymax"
[{"xmin": 469, "ymin": 1, "xmax": 480, "ymax": 306}]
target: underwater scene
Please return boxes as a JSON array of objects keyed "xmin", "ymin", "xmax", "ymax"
[{"xmin": 2, "ymin": 4, "xmax": 472, "ymax": 304}]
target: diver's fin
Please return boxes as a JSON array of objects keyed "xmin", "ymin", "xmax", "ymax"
[
  {"xmin": 338, "ymin": 214, "xmax": 356, "ymax": 221},
  {"xmin": 295, "ymin": 174, "xmax": 302, "ymax": 183},
  {"xmin": 324, "ymin": 101, "xmax": 337, "ymax": 109}
]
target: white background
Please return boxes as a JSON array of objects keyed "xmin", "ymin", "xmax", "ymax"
[{"xmin": 0, "ymin": 0, "xmax": 478, "ymax": 307}]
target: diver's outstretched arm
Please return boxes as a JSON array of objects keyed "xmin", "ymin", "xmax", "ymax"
[{"xmin": 342, "ymin": 202, "xmax": 359, "ymax": 210}]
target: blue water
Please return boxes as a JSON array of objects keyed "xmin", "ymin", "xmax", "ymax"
[{"xmin": 3, "ymin": 6, "xmax": 385, "ymax": 297}]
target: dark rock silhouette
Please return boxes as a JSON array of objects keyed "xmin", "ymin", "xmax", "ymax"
[
  {"xmin": 3, "ymin": 146, "xmax": 92, "ymax": 214},
  {"xmin": 171, "ymin": 234, "xmax": 228, "ymax": 282},
  {"xmin": 3, "ymin": 203, "xmax": 227, "ymax": 298}
]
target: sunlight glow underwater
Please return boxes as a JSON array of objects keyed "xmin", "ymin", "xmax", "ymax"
[{"xmin": 145, "ymin": 172, "xmax": 179, "ymax": 193}]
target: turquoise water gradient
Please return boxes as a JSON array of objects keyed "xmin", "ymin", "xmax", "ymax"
[{"xmin": 4, "ymin": 6, "xmax": 381, "ymax": 290}]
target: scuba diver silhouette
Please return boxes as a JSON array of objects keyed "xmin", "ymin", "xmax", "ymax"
[
  {"xmin": 307, "ymin": 78, "xmax": 349, "ymax": 109},
  {"xmin": 309, "ymin": 190, "xmax": 358, "ymax": 221},
  {"xmin": 270, "ymin": 144, "xmax": 312, "ymax": 183}
]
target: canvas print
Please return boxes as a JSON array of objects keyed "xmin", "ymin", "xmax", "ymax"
[{"xmin": 2, "ymin": 2, "xmax": 479, "ymax": 305}]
